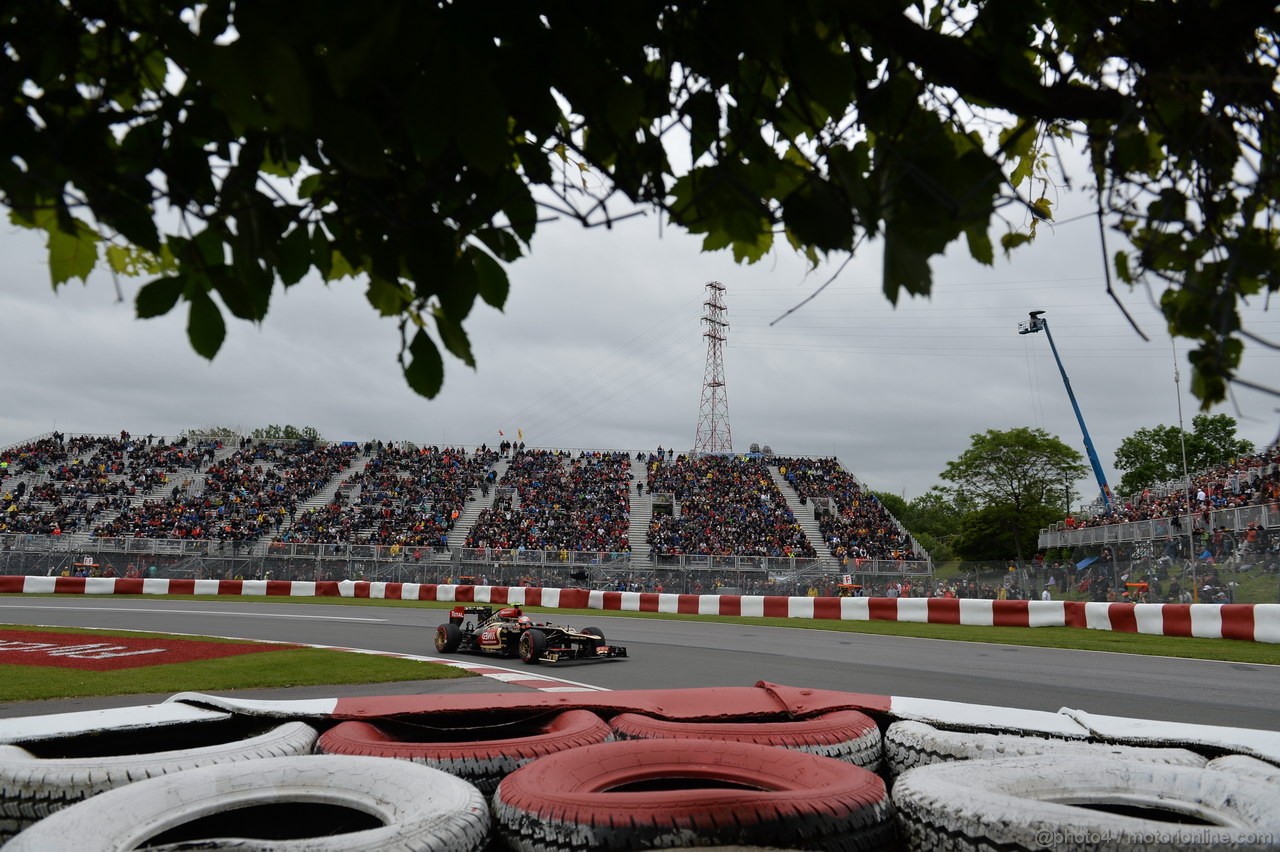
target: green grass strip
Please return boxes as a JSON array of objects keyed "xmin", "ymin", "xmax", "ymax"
[{"xmin": 0, "ymin": 624, "xmax": 472, "ymax": 702}]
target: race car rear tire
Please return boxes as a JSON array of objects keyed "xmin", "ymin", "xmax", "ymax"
[
  {"xmin": 884, "ymin": 719, "xmax": 1204, "ymax": 779},
  {"xmin": 0, "ymin": 720, "xmax": 318, "ymax": 842},
  {"xmin": 3, "ymin": 754, "xmax": 491, "ymax": 852},
  {"xmin": 891, "ymin": 754, "xmax": 1280, "ymax": 851},
  {"xmin": 610, "ymin": 710, "xmax": 883, "ymax": 770},
  {"xmin": 519, "ymin": 628, "xmax": 547, "ymax": 664},
  {"xmin": 316, "ymin": 709, "xmax": 612, "ymax": 794},
  {"xmin": 435, "ymin": 622, "xmax": 462, "ymax": 653},
  {"xmin": 493, "ymin": 738, "xmax": 893, "ymax": 851}
]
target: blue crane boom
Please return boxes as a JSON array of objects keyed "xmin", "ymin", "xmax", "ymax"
[{"xmin": 1018, "ymin": 311, "xmax": 1115, "ymax": 515}]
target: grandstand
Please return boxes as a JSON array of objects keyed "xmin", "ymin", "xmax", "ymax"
[
  {"xmin": 1039, "ymin": 443, "xmax": 1280, "ymax": 558},
  {"xmin": 0, "ymin": 430, "xmax": 928, "ymax": 596}
]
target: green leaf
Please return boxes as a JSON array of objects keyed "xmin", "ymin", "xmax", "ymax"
[
  {"xmin": 209, "ymin": 266, "xmax": 266, "ymax": 322},
  {"xmin": 454, "ymin": 78, "xmax": 511, "ymax": 174},
  {"xmin": 729, "ymin": 226, "xmax": 774, "ymax": 265},
  {"xmin": 1114, "ymin": 250, "xmax": 1133, "ymax": 285},
  {"xmin": 475, "ymin": 228, "xmax": 523, "ymax": 263},
  {"xmin": 965, "ymin": 223, "xmax": 994, "ymax": 266},
  {"xmin": 433, "ymin": 308, "xmax": 475, "ymax": 367},
  {"xmin": 192, "ymin": 226, "xmax": 227, "ymax": 267},
  {"xmin": 316, "ymin": 103, "xmax": 389, "ymax": 178},
  {"xmin": 250, "ymin": 38, "xmax": 311, "ymax": 129},
  {"xmin": 297, "ymin": 174, "xmax": 323, "ymax": 200},
  {"xmin": 1000, "ymin": 231, "xmax": 1034, "ymax": 254},
  {"xmin": 404, "ymin": 329, "xmax": 444, "ymax": 398},
  {"xmin": 1148, "ymin": 188, "xmax": 1187, "ymax": 223},
  {"xmin": 470, "ymin": 247, "xmax": 510, "ymax": 310},
  {"xmin": 604, "ymin": 81, "xmax": 645, "ymax": 136},
  {"xmin": 310, "ymin": 225, "xmax": 332, "ymax": 279},
  {"xmin": 261, "ymin": 149, "xmax": 300, "ymax": 178},
  {"xmin": 277, "ymin": 225, "xmax": 312, "ymax": 286},
  {"xmin": 99, "ymin": 194, "xmax": 161, "ymax": 253},
  {"xmin": 1000, "ymin": 121, "xmax": 1038, "ymax": 189},
  {"xmin": 782, "ymin": 177, "xmax": 854, "ymax": 252},
  {"xmin": 1030, "ymin": 197, "xmax": 1053, "ymax": 221},
  {"xmin": 683, "ymin": 90, "xmax": 720, "ymax": 160},
  {"xmin": 366, "ymin": 277, "xmax": 412, "ymax": 317},
  {"xmin": 883, "ymin": 224, "xmax": 933, "ymax": 304},
  {"xmin": 135, "ymin": 275, "xmax": 186, "ymax": 319},
  {"xmin": 187, "ymin": 288, "xmax": 227, "ymax": 360},
  {"xmin": 500, "ymin": 177, "xmax": 538, "ymax": 243},
  {"xmin": 328, "ymin": 250, "xmax": 359, "ymax": 280},
  {"xmin": 47, "ymin": 217, "xmax": 99, "ymax": 286},
  {"xmin": 106, "ymin": 246, "xmax": 132, "ymax": 275}
]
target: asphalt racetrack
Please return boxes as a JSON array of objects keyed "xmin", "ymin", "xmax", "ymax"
[{"xmin": 2, "ymin": 597, "xmax": 1278, "ymax": 731}]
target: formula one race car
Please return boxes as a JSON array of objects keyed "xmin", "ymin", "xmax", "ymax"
[{"xmin": 433, "ymin": 605, "xmax": 627, "ymax": 665}]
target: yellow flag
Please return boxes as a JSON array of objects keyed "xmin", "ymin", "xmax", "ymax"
[{"xmin": 518, "ymin": 428, "xmax": 523, "ymax": 442}]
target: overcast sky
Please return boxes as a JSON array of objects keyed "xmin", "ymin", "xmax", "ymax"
[{"xmin": 2, "ymin": 173, "xmax": 1277, "ymax": 507}]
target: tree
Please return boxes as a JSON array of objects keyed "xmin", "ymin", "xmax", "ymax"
[
  {"xmin": 904, "ymin": 487, "xmax": 969, "ymax": 544},
  {"xmin": 251, "ymin": 424, "xmax": 322, "ymax": 442},
  {"xmin": 1113, "ymin": 414, "xmax": 1256, "ymax": 495},
  {"xmin": 952, "ymin": 503, "xmax": 1062, "ymax": 564},
  {"xmin": 4, "ymin": 2, "xmax": 1277, "ymax": 402},
  {"xmin": 181, "ymin": 425, "xmax": 240, "ymax": 440},
  {"xmin": 940, "ymin": 427, "xmax": 1087, "ymax": 561},
  {"xmin": 871, "ymin": 491, "xmax": 909, "ymax": 521}
]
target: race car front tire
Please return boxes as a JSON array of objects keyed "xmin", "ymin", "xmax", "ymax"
[
  {"xmin": 580, "ymin": 626, "xmax": 606, "ymax": 650},
  {"xmin": 518, "ymin": 628, "xmax": 547, "ymax": 664}
]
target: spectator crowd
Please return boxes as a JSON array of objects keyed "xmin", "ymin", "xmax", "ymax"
[
  {"xmin": 773, "ymin": 455, "xmax": 920, "ymax": 566},
  {"xmin": 1062, "ymin": 445, "xmax": 1280, "ymax": 532},
  {"xmin": 646, "ymin": 454, "xmax": 816, "ymax": 558},
  {"xmin": 465, "ymin": 449, "xmax": 632, "ymax": 554}
]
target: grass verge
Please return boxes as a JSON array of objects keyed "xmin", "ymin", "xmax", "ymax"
[{"xmin": 0, "ymin": 623, "xmax": 473, "ymax": 702}]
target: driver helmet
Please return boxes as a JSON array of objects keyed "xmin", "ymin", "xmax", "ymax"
[{"xmin": 517, "ymin": 615, "xmax": 533, "ymax": 629}]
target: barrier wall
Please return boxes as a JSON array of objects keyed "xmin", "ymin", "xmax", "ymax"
[{"xmin": 2, "ymin": 576, "xmax": 1277, "ymax": 643}]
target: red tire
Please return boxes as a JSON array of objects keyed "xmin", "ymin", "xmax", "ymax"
[
  {"xmin": 610, "ymin": 709, "xmax": 883, "ymax": 770},
  {"xmin": 316, "ymin": 709, "xmax": 611, "ymax": 794},
  {"xmin": 518, "ymin": 628, "xmax": 547, "ymax": 664},
  {"xmin": 493, "ymin": 738, "xmax": 893, "ymax": 851}
]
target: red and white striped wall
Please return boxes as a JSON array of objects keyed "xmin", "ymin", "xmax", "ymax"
[{"xmin": 2, "ymin": 576, "xmax": 1277, "ymax": 643}]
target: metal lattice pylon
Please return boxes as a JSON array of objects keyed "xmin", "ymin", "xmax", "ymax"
[{"xmin": 693, "ymin": 281, "xmax": 733, "ymax": 454}]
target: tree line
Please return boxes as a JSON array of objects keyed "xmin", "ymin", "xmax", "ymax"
[{"xmin": 878, "ymin": 415, "xmax": 1256, "ymax": 563}]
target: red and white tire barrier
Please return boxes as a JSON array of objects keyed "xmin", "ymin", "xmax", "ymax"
[
  {"xmin": 4, "ymin": 681, "xmax": 1278, "ymax": 767},
  {"xmin": 2, "ymin": 682, "xmax": 1278, "ymax": 849},
  {"xmin": 3, "ymin": 576, "xmax": 1278, "ymax": 643}
]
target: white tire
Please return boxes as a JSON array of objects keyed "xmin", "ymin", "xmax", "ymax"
[
  {"xmin": 1206, "ymin": 754, "xmax": 1280, "ymax": 783},
  {"xmin": 893, "ymin": 755, "xmax": 1280, "ymax": 851},
  {"xmin": 0, "ymin": 720, "xmax": 318, "ymax": 842},
  {"xmin": 885, "ymin": 720, "xmax": 1204, "ymax": 779},
  {"xmin": 4, "ymin": 754, "xmax": 491, "ymax": 851}
]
